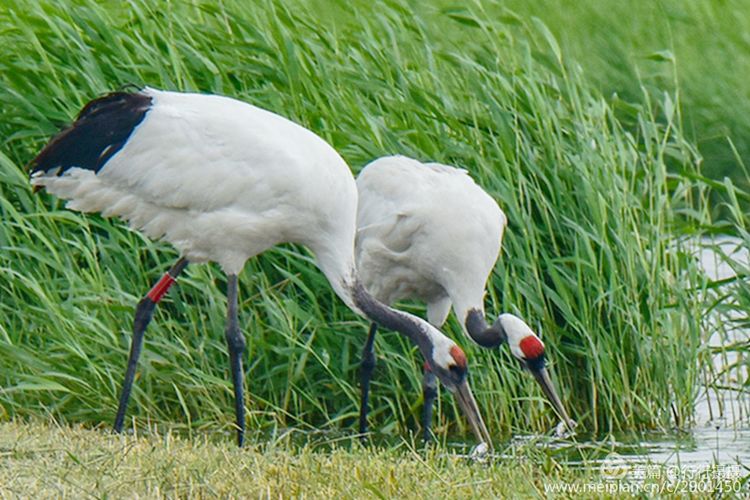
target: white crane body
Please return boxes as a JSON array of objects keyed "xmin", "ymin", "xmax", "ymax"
[
  {"xmin": 356, "ymin": 155, "xmax": 506, "ymax": 329},
  {"xmin": 36, "ymin": 89, "xmax": 357, "ymax": 306}
]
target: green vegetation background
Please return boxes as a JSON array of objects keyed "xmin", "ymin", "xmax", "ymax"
[
  {"xmin": 0, "ymin": 0, "xmax": 747, "ymax": 441},
  {"xmin": 500, "ymin": 0, "xmax": 750, "ymax": 191}
]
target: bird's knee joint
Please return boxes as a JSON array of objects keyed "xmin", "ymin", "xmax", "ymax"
[
  {"xmin": 225, "ymin": 326, "xmax": 246, "ymax": 352},
  {"xmin": 423, "ymin": 385, "xmax": 438, "ymax": 400},
  {"xmin": 133, "ymin": 298, "xmax": 155, "ymax": 329},
  {"xmin": 362, "ymin": 350, "xmax": 376, "ymax": 372}
]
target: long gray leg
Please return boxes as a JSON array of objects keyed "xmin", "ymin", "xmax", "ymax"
[
  {"xmin": 358, "ymin": 322, "xmax": 378, "ymax": 438},
  {"xmin": 225, "ymin": 274, "xmax": 247, "ymax": 447},
  {"xmin": 422, "ymin": 365, "xmax": 438, "ymax": 443},
  {"xmin": 114, "ymin": 257, "xmax": 188, "ymax": 433}
]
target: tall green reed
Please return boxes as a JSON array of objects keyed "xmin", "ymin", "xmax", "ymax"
[{"xmin": 0, "ymin": 0, "xmax": 724, "ymax": 436}]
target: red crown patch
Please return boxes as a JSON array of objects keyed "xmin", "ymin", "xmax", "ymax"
[
  {"xmin": 449, "ymin": 345, "xmax": 467, "ymax": 369},
  {"xmin": 519, "ymin": 336, "xmax": 545, "ymax": 359}
]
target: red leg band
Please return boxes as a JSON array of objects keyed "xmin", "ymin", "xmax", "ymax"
[
  {"xmin": 146, "ymin": 273, "xmax": 176, "ymax": 303},
  {"xmin": 423, "ymin": 360, "xmax": 432, "ymax": 372}
]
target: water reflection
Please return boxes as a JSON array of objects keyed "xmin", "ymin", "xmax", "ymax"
[{"xmin": 497, "ymin": 427, "xmax": 750, "ymax": 469}]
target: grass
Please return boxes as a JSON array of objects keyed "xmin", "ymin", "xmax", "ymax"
[
  {"xmin": 2, "ymin": 420, "xmax": 747, "ymax": 498},
  {"xmin": 0, "ymin": 420, "xmax": 594, "ymax": 498},
  {"xmin": 0, "ymin": 0, "xmax": 743, "ymax": 441}
]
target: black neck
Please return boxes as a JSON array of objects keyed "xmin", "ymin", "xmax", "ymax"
[
  {"xmin": 351, "ymin": 281, "xmax": 432, "ymax": 358},
  {"xmin": 465, "ymin": 309, "xmax": 506, "ymax": 348}
]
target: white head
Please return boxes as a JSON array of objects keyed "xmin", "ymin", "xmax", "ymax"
[
  {"xmin": 498, "ymin": 313, "xmax": 547, "ymax": 367},
  {"xmin": 496, "ymin": 314, "xmax": 575, "ymax": 430}
]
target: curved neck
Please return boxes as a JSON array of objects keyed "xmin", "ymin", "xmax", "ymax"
[
  {"xmin": 465, "ymin": 309, "xmax": 506, "ymax": 348},
  {"xmin": 351, "ymin": 280, "xmax": 433, "ymax": 358},
  {"xmin": 314, "ymin": 242, "xmax": 440, "ymax": 360}
]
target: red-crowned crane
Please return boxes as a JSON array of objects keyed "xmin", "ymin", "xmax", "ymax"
[
  {"xmin": 28, "ymin": 89, "xmax": 491, "ymax": 447},
  {"xmin": 355, "ymin": 155, "xmax": 575, "ymax": 440}
]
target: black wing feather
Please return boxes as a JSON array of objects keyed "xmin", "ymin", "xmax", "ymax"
[{"xmin": 28, "ymin": 90, "xmax": 153, "ymax": 177}]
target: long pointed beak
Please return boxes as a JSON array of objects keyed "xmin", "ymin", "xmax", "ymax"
[
  {"xmin": 531, "ymin": 366, "xmax": 576, "ymax": 431},
  {"xmin": 453, "ymin": 379, "xmax": 493, "ymax": 448}
]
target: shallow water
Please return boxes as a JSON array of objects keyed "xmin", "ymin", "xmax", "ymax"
[
  {"xmin": 442, "ymin": 429, "xmax": 745, "ymax": 495},
  {"xmin": 500, "ymin": 426, "xmax": 750, "ymax": 469}
]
